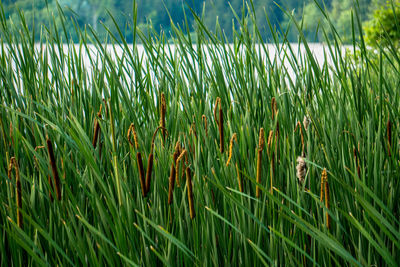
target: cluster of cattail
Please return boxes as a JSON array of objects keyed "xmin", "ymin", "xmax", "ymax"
[
  {"xmin": 256, "ymin": 128, "xmax": 265, "ymax": 198},
  {"xmin": 214, "ymin": 97, "xmax": 224, "ymax": 153},
  {"xmin": 8, "ymin": 157, "xmax": 22, "ymax": 229},
  {"xmin": 168, "ymin": 142, "xmax": 181, "ymax": 205},
  {"xmin": 128, "ymin": 123, "xmax": 166, "ymax": 198},
  {"xmin": 320, "ymin": 168, "xmax": 330, "ymax": 229},
  {"xmin": 46, "ymin": 136, "xmax": 62, "ymax": 201},
  {"xmin": 127, "ymin": 124, "xmax": 146, "ymax": 197}
]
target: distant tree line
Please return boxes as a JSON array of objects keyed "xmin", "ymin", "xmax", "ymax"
[{"xmin": 0, "ymin": 0, "xmax": 385, "ymax": 43}]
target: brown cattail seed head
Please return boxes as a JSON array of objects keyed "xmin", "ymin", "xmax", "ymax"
[
  {"xmin": 202, "ymin": 115, "xmax": 208, "ymax": 137},
  {"xmin": 214, "ymin": 97, "xmax": 221, "ymax": 124},
  {"xmin": 267, "ymin": 130, "xmax": 274, "ymax": 157},
  {"xmin": 92, "ymin": 105, "xmax": 102, "ymax": 148},
  {"xmin": 176, "ymin": 149, "xmax": 187, "ymax": 187},
  {"xmin": 258, "ymin": 128, "xmax": 265, "ymax": 150},
  {"xmin": 226, "ymin": 133, "xmax": 237, "ymax": 166},
  {"xmin": 271, "ymin": 97, "xmax": 277, "ymax": 120},
  {"xmin": 127, "ymin": 123, "xmax": 139, "ymax": 150},
  {"xmin": 296, "ymin": 156, "xmax": 306, "ymax": 186},
  {"xmin": 320, "ymin": 168, "xmax": 327, "ymax": 201},
  {"xmin": 145, "ymin": 153, "xmax": 154, "ymax": 195},
  {"xmin": 324, "ymin": 172, "xmax": 330, "ymax": 229},
  {"xmin": 9, "ymin": 157, "xmax": 22, "ymax": 228}
]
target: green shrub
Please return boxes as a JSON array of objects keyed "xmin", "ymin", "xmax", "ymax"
[{"xmin": 364, "ymin": 1, "xmax": 400, "ymax": 47}]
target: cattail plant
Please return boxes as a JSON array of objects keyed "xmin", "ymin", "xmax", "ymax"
[
  {"xmin": 160, "ymin": 93, "xmax": 167, "ymax": 145},
  {"xmin": 271, "ymin": 98, "xmax": 280, "ymax": 160},
  {"xmin": 324, "ymin": 171, "xmax": 330, "ymax": 229},
  {"xmin": 46, "ymin": 136, "xmax": 61, "ymax": 201},
  {"xmin": 296, "ymin": 156, "xmax": 306, "ymax": 187},
  {"xmin": 236, "ymin": 162, "xmax": 243, "ymax": 193},
  {"xmin": 271, "ymin": 97, "xmax": 277, "ymax": 121},
  {"xmin": 92, "ymin": 104, "xmax": 102, "ymax": 149},
  {"xmin": 387, "ymin": 119, "xmax": 392, "ymax": 157},
  {"xmin": 226, "ymin": 133, "xmax": 237, "ymax": 166},
  {"xmin": 320, "ymin": 168, "xmax": 330, "ymax": 229},
  {"xmin": 256, "ymin": 128, "xmax": 265, "ymax": 198},
  {"xmin": 145, "ymin": 126, "xmax": 165, "ymax": 195},
  {"xmin": 202, "ymin": 115, "xmax": 208, "ymax": 137},
  {"xmin": 127, "ymin": 123, "xmax": 146, "ymax": 197},
  {"xmin": 320, "ymin": 168, "xmax": 327, "ymax": 201},
  {"xmin": 168, "ymin": 141, "xmax": 180, "ymax": 205},
  {"xmin": 214, "ymin": 97, "xmax": 224, "ymax": 153},
  {"xmin": 186, "ymin": 167, "xmax": 195, "ymax": 220},
  {"xmin": 176, "ymin": 149, "xmax": 187, "ymax": 187},
  {"xmin": 267, "ymin": 130, "xmax": 275, "ymax": 194},
  {"xmin": 8, "ymin": 157, "xmax": 22, "ymax": 228}
]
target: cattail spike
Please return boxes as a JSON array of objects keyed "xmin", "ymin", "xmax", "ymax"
[
  {"xmin": 256, "ymin": 128, "xmax": 265, "ymax": 198},
  {"xmin": 324, "ymin": 171, "xmax": 330, "ymax": 229},
  {"xmin": 296, "ymin": 156, "xmax": 306, "ymax": 187},
  {"xmin": 92, "ymin": 105, "xmax": 102, "ymax": 148},
  {"xmin": 202, "ymin": 115, "xmax": 208, "ymax": 137},
  {"xmin": 271, "ymin": 97, "xmax": 276, "ymax": 121},
  {"xmin": 226, "ymin": 133, "xmax": 237, "ymax": 166},
  {"xmin": 320, "ymin": 168, "xmax": 327, "ymax": 202},
  {"xmin": 258, "ymin": 128, "xmax": 265, "ymax": 150},
  {"xmin": 127, "ymin": 123, "xmax": 139, "ymax": 150},
  {"xmin": 236, "ymin": 162, "xmax": 243, "ymax": 193},
  {"xmin": 176, "ymin": 149, "xmax": 187, "ymax": 187}
]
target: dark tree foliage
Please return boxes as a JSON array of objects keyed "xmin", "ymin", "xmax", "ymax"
[{"xmin": 0, "ymin": 0, "xmax": 376, "ymax": 43}]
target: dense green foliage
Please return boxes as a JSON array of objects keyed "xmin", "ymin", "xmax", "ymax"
[
  {"xmin": 364, "ymin": 1, "xmax": 400, "ymax": 47},
  {"xmin": 1, "ymin": 1, "xmax": 400, "ymax": 266},
  {"xmin": 0, "ymin": 0, "xmax": 377, "ymax": 42}
]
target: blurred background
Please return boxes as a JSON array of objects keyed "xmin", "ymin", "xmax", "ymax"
[{"xmin": 0, "ymin": 0, "xmax": 384, "ymax": 43}]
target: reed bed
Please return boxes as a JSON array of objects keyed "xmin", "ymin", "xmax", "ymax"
[{"xmin": 0, "ymin": 1, "xmax": 399, "ymax": 266}]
